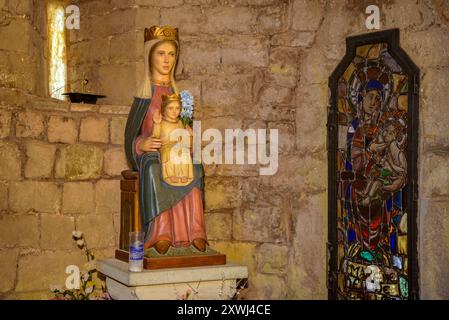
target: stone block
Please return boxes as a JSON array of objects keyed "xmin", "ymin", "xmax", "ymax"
[
  {"xmin": 256, "ymin": 243, "xmax": 288, "ymax": 275},
  {"xmin": 79, "ymin": 117, "xmax": 109, "ymax": 143},
  {"xmin": 268, "ymin": 121, "xmax": 295, "ymax": 154},
  {"xmin": 24, "ymin": 140, "xmax": 56, "ymax": 179},
  {"xmin": 220, "ymin": 36, "xmax": 269, "ymax": 73},
  {"xmin": 270, "ymin": 31, "xmax": 315, "ymax": 47},
  {"xmin": 9, "ymin": 181, "xmax": 61, "ymax": 213},
  {"xmin": 62, "ymin": 182, "xmax": 95, "ymax": 214},
  {"xmin": 422, "ymin": 152, "xmax": 449, "ymax": 197},
  {"xmin": 0, "ymin": 110, "xmax": 11, "ymax": 138},
  {"xmin": 205, "ymin": 212, "xmax": 232, "ymax": 241},
  {"xmin": 180, "ymin": 40, "xmax": 221, "ymax": 75},
  {"xmin": 76, "ymin": 214, "xmax": 116, "ymax": 249},
  {"xmin": 201, "ymin": 75, "xmax": 254, "ymax": 117},
  {"xmin": 161, "ymin": 6, "xmax": 207, "ymax": 35},
  {"xmin": 47, "ymin": 116, "xmax": 78, "ymax": 144},
  {"xmin": 110, "ymin": 117, "xmax": 127, "ymax": 145},
  {"xmin": 245, "ymin": 273, "xmax": 287, "ymax": 299},
  {"xmin": 292, "ymin": 0, "xmax": 325, "ymax": 31},
  {"xmin": 96, "ymin": 179, "xmax": 120, "ymax": 214},
  {"xmin": 0, "ymin": 19, "xmax": 32, "ymax": 52},
  {"xmin": 421, "ymin": 68, "xmax": 449, "ymax": 147},
  {"xmin": 55, "ymin": 144, "xmax": 103, "ymax": 180},
  {"xmin": 15, "ymin": 110, "xmax": 45, "ymax": 138},
  {"xmin": 233, "ymin": 206, "xmax": 286, "ymax": 243},
  {"xmin": 0, "ymin": 214, "xmax": 39, "ymax": 247},
  {"xmin": 103, "ymin": 147, "xmax": 129, "ymax": 176},
  {"xmin": 204, "ymin": 6, "xmax": 258, "ymax": 34},
  {"xmin": 0, "ymin": 181, "xmax": 8, "ymax": 211},
  {"xmin": 16, "ymin": 250, "xmax": 85, "ymax": 292},
  {"xmin": 97, "ymin": 63, "xmax": 136, "ymax": 105},
  {"xmin": 204, "ymin": 177, "xmax": 242, "ymax": 210},
  {"xmin": 287, "ymin": 192, "xmax": 327, "ymax": 299},
  {"xmin": 295, "ymin": 83, "xmax": 328, "ymax": 153},
  {"xmin": 0, "ymin": 141, "xmax": 21, "ymax": 180},
  {"xmin": 0, "ymin": 249, "xmax": 19, "ymax": 292},
  {"xmin": 208, "ymin": 240, "xmax": 257, "ymax": 277},
  {"xmin": 109, "ymin": 32, "xmax": 139, "ymax": 63},
  {"xmin": 420, "ymin": 199, "xmax": 449, "ymax": 299},
  {"xmin": 40, "ymin": 214, "xmax": 76, "ymax": 250},
  {"xmin": 266, "ymin": 46, "xmax": 300, "ymax": 88}
]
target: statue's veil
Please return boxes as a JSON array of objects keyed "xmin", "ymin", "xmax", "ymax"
[{"xmin": 136, "ymin": 38, "xmax": 180, "ymax": 99}]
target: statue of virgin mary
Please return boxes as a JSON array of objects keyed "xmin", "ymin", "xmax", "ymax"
[{"xmin": 124, "ymin": 25, "xmax": 207, "ymax": 255}]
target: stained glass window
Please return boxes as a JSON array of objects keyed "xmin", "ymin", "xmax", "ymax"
[{"xmin": 328, "ymin": 29, "xmax": 419, "ymax": 300}]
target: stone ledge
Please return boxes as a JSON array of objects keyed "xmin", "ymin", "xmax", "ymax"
[{"xmin": 97, "ymin": 258, "xmax": 248, "ymax": 287}]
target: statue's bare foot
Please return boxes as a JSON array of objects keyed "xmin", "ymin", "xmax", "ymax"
[
  {"xmin": 168, "ymin": 177, "xmax": 179, "ymax": 183},
  {"xmin": 192, "ymin": 238, "xmax": 207, "ymax": 252},
  {"xmin": 153, "ymin": 240, "xmax": 171, "ymax": 255},
  {"xmin": 181, "ymin": 177, "xmax": 188, "ymax": 183}
]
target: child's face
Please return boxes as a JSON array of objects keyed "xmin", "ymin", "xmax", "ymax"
[
  {"xmin": 383, "ymin": 124, "xmax": 396, "ymax": 143},
  {"xmin": 163, "ymin": 101, "xmax": 181, "ymax": 120}
]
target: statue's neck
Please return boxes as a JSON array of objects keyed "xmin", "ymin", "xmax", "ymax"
[{"xmin": 151, "ymin": 71, "xmax": 171, "ymax": 86}]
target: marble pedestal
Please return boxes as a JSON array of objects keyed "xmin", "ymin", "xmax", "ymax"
[{"xmin": 97, "ymin": 259, "xmax": 248, "ymax": 300}]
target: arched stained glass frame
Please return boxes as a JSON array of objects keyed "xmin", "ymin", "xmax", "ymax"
[{"xmin": 327, "ymin": 29, "xmax": 419, "ymax": 300}]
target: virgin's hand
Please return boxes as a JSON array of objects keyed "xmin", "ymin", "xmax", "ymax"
[{"xmin": 140, "ymin": 137, "xmax": 162, "ymax": 152}]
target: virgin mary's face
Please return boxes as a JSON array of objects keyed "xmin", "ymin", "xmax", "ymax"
[{"xmin": 150, "ymin": 41, "xmax": 177, "ymax": 77}]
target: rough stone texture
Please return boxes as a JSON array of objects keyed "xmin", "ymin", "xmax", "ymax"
[
  {"xmin": 0, "ymin": 110, "xmax": 11, "ymax": 138},
  {"xmin": 256, "ymin": 243, "xmax": 289, "ymax": 275},
  {"xmin": 62, "ymin": 182, "xmax": 95, "ymax": 214},
  {"xmin": 0, "ymin": 214, "xmax": 40, "ymax": 248},
  {"xmin": 420, "ymin": 200, "xmax": 449, "ymax": 299},
  {"xmin": 40, "ymin": 214, "xmax": 76, "ymax": 250},
  {"xmin": 0, "ymin": 141, "xmax": 21, "ymax": 180},
  {"xmin": 16, "ymin": 251, "xmax": 86, "ymax": 292},
  {"xmin": 0, "ymin": 249, "xmax": 19, "ymax": 292},
  {"xmin": 55, "ymin": 144, "xmax": 103, "ymax": 180},
  {"xmin": 9, "ymin": 182, "xmax": 61, "ymax": 213},
  {"xmin": 15, "ymin": 111, "xmax": 45, "ymax": 138},
  {"xmin": 95, "ymin": 179, "xmax": 120, "ymax": 214},
  {"xmin": 24, "ymin": 140, "xmax": 56, "ymax": 179},
  {"xmin": 76, "ymin": 214, "xmax": 116, "ymax": 249},
  {"xmin": 79, "ymin": 117, "xmax": 109, "ymax": 143},
  {"xmin": 110, "ymin": 117, "xmax": 127, "ymax": 145},
  {"xmin": 204, "ymin": 177, "xmax": 242, "ymax": 211},
  {"xmin": 0, "ymin": 181, "xmax": 8, "ymax": 211},
  {"xmin": 233, "ymin": 206, "xmax": 286, "ymax": 243},
  {"xmin": 47, "ymin": 116, "xmax": 78, "ymax": 144},
  {"xmin": 103, "ymin": 147, "xmax": 129, "ymax": 176},
  {"xmin": 205, "ymin": 213, "xmax": 233, "ymax": 241}
]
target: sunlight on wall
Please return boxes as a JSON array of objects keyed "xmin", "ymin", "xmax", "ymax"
[{"xmin": 48, "ymin": 2, "xmax": 67, "ymax": 100}]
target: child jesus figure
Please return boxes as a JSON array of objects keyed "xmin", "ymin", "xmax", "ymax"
[{"xmin": 152, "ymin": 93, "xmax": 194, "ymax": 186}]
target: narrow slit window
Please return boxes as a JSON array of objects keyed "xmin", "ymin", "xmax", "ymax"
[{"xmin": 47, "ymin": 2, "xmax": 67, "ymax": 100}]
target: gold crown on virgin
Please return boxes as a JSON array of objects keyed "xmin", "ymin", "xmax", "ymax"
[
  {"xmin": 144, "ymin": 25, "xmax": 179, "ymax": 42},
  {"xmin": 162, "ymin": 93, "xmax": 181, "ymax": 105}
]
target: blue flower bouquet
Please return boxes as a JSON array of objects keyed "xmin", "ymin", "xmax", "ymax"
[{"xmin": 180, "ymin": 90, "xmax": 194, "ymax": 128}]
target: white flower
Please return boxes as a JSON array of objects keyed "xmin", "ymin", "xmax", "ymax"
[
  {"xmin": 72, "ymin": 230, "xmax": 83, "ymax": 239},
  {"xmin": 82, "ymin": 272, "xmax": 90, "ymax": 282},
  {"xmin": 76, "ymin": 239, "xmax": 85, "ymax": 247},
  {"xmin": 85, "ymin": 286, "xmax": 94, "ymax": 294},
  {"xmin": 49, "ymin": 284, "xmax": 64, "ymax": 292}
]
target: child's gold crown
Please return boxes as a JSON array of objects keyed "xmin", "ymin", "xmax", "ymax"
[{"xmin": 161, "ymin": 93, "xmax": 181, "ymax": 106}]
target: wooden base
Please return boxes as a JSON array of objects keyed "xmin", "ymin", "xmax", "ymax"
[{"xmin": 115, "ymin": 249, "xmax": 226, "ymax": 270}]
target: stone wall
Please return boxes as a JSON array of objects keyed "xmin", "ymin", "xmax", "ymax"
[
  {"xmin": 1, "ymin": 0, "xmax": 449, "ymax": 299},
  {"xmin": 0, "ymin": 88, "xmax": 128, "ymax": 299},
  {"xmin": 0, "ymin": 0, "xmax": 48, "ymax": 96}
]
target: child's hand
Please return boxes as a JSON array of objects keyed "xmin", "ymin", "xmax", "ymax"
[{"xmin": 153, "ymin": 110, "xmax": 162, "ymax": 123}]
